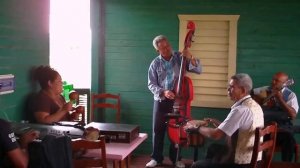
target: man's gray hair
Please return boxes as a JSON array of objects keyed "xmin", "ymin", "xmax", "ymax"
[
  {"xmin": 231, "ymin": 73, "xmax": 253, "ymax": 93},
  {"xmin": 153, "ymin": 35, "xmax": 167, "ymax": 50}
]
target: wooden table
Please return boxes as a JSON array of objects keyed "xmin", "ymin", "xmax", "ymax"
[{"xmin": 83, "ymin": 133, "xmax": 148, "ymax": 168}]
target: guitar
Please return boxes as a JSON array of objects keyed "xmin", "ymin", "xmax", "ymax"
[{"xmin": 252, "ymin": 79, "xmax": 294, "ymax": 107}]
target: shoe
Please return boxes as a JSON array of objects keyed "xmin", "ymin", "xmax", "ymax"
[
  {"xmin": 175, "ymin": 161, "xmax": 185, "ymax": 168},
  {"xmin": 145, "ymin": 159, "xmax": 158, "ymax": 167}
]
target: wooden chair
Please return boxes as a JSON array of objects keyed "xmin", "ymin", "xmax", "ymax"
[
  {"xmin": 71, "ymin": 136, "xmax": 107, "ymax": 168},
  {"xmin": 90, "ymin": 93, "xmax": 121, "ymax": 123},
  {"xmin": 250, "ymin": 122, "xmax": 277, "ymax": 168}
]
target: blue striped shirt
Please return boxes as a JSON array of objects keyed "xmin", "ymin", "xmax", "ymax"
[{"xmin": 148, "ymin": 51, "xmax": 202, "ymax": 101}]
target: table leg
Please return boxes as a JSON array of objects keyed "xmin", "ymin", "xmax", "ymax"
[
  {"xmin": 119, "ymin": 160, "xmax": 126, "ymax": 168},
  {"xmin": 126, "ymin": 155, "xmax": 131, "ymax": 168},
  {"xmin": 113, "ymin": 159, "xmax": 129, "ymax": 168},
  {"xmin": 113, "ymin": 160, "xmax": 118, "ymax": 168}
]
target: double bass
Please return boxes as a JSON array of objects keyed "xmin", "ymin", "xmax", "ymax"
[{"xmin": 166, "ymin": 21, "xmax": 204, "ymax": 161}]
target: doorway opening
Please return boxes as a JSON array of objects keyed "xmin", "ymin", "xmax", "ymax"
[{"xmin": 50, "ymin": 0, "xmax": 91, "ymax": 124}]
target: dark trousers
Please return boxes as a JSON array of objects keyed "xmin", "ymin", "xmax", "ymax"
[
  {"xmin": 276, "ymin": 131, "xmax": 296, "ymax": 161},
  {"xmin": 191, "ymin": 160, "xmax": 260, "ymax": 168},
  {"xmin": 191, "ymin": 143, "xmax": 261, "ymax": 168},
  {"xmin": 151, "ymin": 99, "xmax": 178, "ymax": 163},
  {"xmin": 28, "ymin": 135, "xmax": 73, "ymax": 168},
  {"xmin": 264, "ymin": 110, "xmax": 296, "ymax": 161}
]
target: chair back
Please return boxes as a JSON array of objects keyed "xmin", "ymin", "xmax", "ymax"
[
  {"xmin": 250, "ymin": 122, "xmax": 277, "ymax": 168},
  {"xmin": 71, "ymin": 136, "xmax": 107, "ymax": 168},
  {"xmin": 91, "ymin": 93, "xmax": 121, "ymax": 123}
]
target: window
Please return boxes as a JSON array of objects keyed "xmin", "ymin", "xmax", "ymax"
[
  {"xmin": 178, "ymin": 15, "xmax": 240, "ymax": 108},
  {"xmin": 50, "ymin": 0, "xmax": 91, "ymax": 88}
]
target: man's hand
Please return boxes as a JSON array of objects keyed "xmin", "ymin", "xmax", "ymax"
[
  {"xmin": 273, "ymin": 89, "xmax": 283, "ymax": 101},
  {"xmin": 19, "ymin": 130, "xmax": 40, "ymax": 149},
  {"xmin": 181, "ymin": 48, "xmax": 197, "ymax": 66},
  {"xmin": 163, "ymin": 90, "xmax": 175, "ymax": 99},
  {"xmin": 184, "ymin": 120, "xmax": 208, "ymax": 132},
  {"xmin": 203, "ymin": 118, "xmax": 221, "ymax": 127},
  {"xmin": 62, "ymin": 102, "xmax": 73, "ymax": 112},
  {"xmin": 181, "ymin": 49, "xmax": 193, "ymax": 59}
]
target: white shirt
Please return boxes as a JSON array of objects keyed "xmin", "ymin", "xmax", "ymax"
[{"xmin": 218, "ymin": 95, "xmax": 253, "ymax": 136}]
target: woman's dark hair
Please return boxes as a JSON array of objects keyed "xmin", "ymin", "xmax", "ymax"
[{"xmin": 34, "ymin": 65, "xmax": 60, "ymax": 89}]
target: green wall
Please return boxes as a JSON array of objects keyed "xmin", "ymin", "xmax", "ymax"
[
  {"xmin": 0, "ymin": 0, "xmax": 299, "ymax": 161},
  {"xmin": 0, "ymin": 0, "xmax": 49, "ymax": 121},
  {"xmin": 99, "ymin": 0, "xmax": 300, "ymax": 158}
]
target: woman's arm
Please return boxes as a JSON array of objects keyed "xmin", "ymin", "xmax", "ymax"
[{"xmin": 34, "ymin": 102, "xmax": 73, "ymax": 124}]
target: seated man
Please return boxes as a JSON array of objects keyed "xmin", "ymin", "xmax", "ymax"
[
  {"xmin": 185, "ymin": 73, "xmax": 264, "ymax": 168},
  {"xmin": 0, "ymin": 118, "xmax": 39, "ymax": 167},
  {"xmin": 252, "ymin": 72, "xmax": 299, "ymax": 161}
]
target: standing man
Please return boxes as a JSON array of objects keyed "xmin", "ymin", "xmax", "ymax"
[
  {"xmin": 252, "ymin": 72, "xmax": 299, "ymax": 161},
  {"xmin": 0, "ymin": 118, "xmax": 39, "ymax": 167},
  {"xmin": 185, "ymin": 73, "xmax": 264, "ymax": 168},
  {"xmin": 147, "ymin": 35, "xmax": 202, "ymax": 168}
]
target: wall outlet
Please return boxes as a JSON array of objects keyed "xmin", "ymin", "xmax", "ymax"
[{"xmin": 0, "ymin": 74, "xmax": 15, "ymax": 95}]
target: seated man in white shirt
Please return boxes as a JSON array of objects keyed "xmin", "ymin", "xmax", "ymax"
[{"xmin": 185, "ymin": 73, "xmax": 264, "ymax": 168}]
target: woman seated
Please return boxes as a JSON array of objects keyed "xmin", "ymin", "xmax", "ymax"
[{"xmin": 30, "ymin": 65, "xmax": 74, "ymax": 124}]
